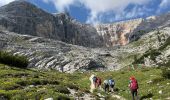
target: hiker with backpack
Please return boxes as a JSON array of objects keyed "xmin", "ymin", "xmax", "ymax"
[
  {"xmin": 109, "ymin": 78, "xmax": 115, "ymax": 92},
  {"xmin": 129, "ymin": 76, "xmax": 139, "ymax": 100},
  {"xmin": 103, "ymin": 79, "xmax": 109, "ymax": 92},
  {"xmin": 96, "ymin": 77, "xmax": 102, "ymax": 89},
  {"xmin": 92, "ymin": 75, "xmax": 97, "ymax": 88},
  {"xmin": 89, "ymin": 74, "xmax": 96, "ymax": 93}
]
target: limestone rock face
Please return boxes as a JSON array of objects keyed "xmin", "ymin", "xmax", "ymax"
[
  {"xmin": 0, "ymin": 1, "xmax": 104, "ymax": 48},
  {"xmin": 95, "ymin": 13, "xmax": 170, "ymax": 47},
  {"xmin": 1, "ymin": 1, "xmax": 170, "ymax": 48},
  {"xmin": 95, "ymin": 19, "xmax": 143, "ymax": 47}
]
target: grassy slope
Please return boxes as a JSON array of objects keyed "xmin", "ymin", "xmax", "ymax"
[
  {"xmin": 0, "ymin": 64, "xmax": 90, "ymax": 100},
  {"xmin": 97, "ymin": 68, "xmax": 170, "ymax": 99},
  {"xmin": 0, "ymin": 64, "xmax": 170, "ymax": 100}
]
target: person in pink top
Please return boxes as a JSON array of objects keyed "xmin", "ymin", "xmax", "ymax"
[{"xmin": 129, "ymin": 76, "xmax": 139, "ymax": 100}]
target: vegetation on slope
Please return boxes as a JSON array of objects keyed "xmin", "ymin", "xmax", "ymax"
[
  {"xmin": 0, "ymin": 51, "xmax": 28, "ymax": 68},
  {"xmin": 0, "ymin": 63, "xmax": 169, "ymax": 100}
]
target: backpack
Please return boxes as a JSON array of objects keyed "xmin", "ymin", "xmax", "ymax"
[
  {"xmin": 92, "ymin": 76, "xmax": 97, "ymax": 83},
  {"xmin": 104, "ymin": 80, "xmax": 109, "ymax": 85},
  {"xmin": 130, "ymin": 79, "xmax": 138, "ymax": 90},
  {"xmin": 109, "ymin": 79, "xmax": 115, "ymax": 85},
  {"xmin": 97, "ymin": 77, "xmax": 101, "ymax": 85}
]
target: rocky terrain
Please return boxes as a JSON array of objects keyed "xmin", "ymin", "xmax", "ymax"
[
  {"xmin": 1, "ymin": 25, "xmax": 170, "ymax": 72},
  {"xmin": 0, "ymin": 0, "xmax": 104, "ymax": 48},
  {"xmin": 0, "ymin": 29, "xmax": 122, "ymax": 73},
  {"xmin": 1, "ymin": 0, "xmax": 170, "ymax": 48},
  {"xmin": 95, "ymin": 13, "xmax": 170, "ymax": 47},
  {"xmin": 0, "ymin": 0, "xmax": 170, "ymax": 72},
  {"xmin": 0, "ymin": 1, "xmax": 170, "ymax": 100},
  {"xmin": 95, "ymin": 19, "xmax": 143, "ymax": 47}
]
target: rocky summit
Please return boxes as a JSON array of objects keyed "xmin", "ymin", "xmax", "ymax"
[{"xmin": 0, "ymin": 0, "xmax": 170, "ymax": 72}]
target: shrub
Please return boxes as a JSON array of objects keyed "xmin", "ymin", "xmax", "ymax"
[
  {"xmin": 162, "ymin": 68, "xmax": 170, "ymax": 79},
  {"xmin": 152, "ymin": 77, "xmax": 164, "ymax": 84},
  {"xmin": 133, "ymin": 49, "xmax": 161, "ymax": 64},
  {"xmin": 0, "ymin": 51, "xmax": 28, "ymax": 68},
  {"xmin": 0, "ymin": 82, "xmax": 21, "ymax": 90},
  {"xmin": 66, "ymin": 83, "xmax": 79, "ymax": 90},
  {"xmin": 54, "ymin": 85, "xmax": 70, "ymax": 94}
]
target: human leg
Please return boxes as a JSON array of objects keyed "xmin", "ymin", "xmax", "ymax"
[{"xmin": 131, "ymin": 90, "xmax": 135, "ymax": 100}]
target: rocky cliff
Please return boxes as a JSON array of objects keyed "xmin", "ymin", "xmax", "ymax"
[
  {"xmin": 1, "ymin": 0, "xmax": 170, "ymax": 48},
  {"xmin": 0, "ymin": 0, "xmax": 104, "ymax": 48},
  {"xmin": 95, "ymin": 19, "xmax": 143, "ymax": 47},
  {"xmin": 95, "ymin": 12, "xmax": 170, "ymax": 47}
]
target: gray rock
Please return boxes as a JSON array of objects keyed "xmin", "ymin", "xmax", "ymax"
[
  {"xmin": 0, "ymin": 1, "xmax": 104, "ymax": 48},
  {"xmin": 0, "ymin": 31, "xmax": 118, "ymax": 72}
]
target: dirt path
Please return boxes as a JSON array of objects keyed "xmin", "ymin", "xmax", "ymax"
[
  {"xmin": 68, "ymin": 88, "xmax": 96, "ymax": 100},
  {"xmin": 68, "ymin": 88, "xmax": 126, "ymax": 100}
]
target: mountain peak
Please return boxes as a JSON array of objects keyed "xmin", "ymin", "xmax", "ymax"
[
  {"xmin": 0, "ymin": 0, "xmax": 52, "ymax": 18},
  {"xmin": 1, "ymin": 0, "xmax": 33, "ymax": 8}
]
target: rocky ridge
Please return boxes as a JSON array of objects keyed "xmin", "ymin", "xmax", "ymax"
[
  {"xmin": 0, "ymin": 0, "xmax": 104, "ymax": 48},
  {"xmin": 1, "ymin": 1, "xmax": 170, "ymax": 48},
  {"xmin": 0, "ymin": 1, "xmax": 170, "ymax": 72}
]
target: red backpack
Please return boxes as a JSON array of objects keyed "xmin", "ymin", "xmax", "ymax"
[
  {"xmin": 96, "ymin": 77, "xmax": 101, "ymax": 85},
  {"xmin": 130, "ymin": 79, "xmax": 138, "ymax": 90}
]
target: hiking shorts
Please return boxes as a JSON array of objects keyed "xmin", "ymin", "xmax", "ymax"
[
  {"xmin": 131, "ymin": 89, "xmax": 137, "ymax": 96},
  {"xmin": 110, "ymin": 84, "xmax": 114, "ymax": 88}
]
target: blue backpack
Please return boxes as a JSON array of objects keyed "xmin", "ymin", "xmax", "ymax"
[{"xmin": 109, "ymin": 79, "xmax": 115, "ymax": 85}]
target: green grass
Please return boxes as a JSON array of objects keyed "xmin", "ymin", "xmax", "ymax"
[
  {"xmin": 0, "ymin": 64, "xmax": 169, "ymax": 100},
  {"xmin": 95, "ymin": 68, "xmax": 170, "ymax": 99}
]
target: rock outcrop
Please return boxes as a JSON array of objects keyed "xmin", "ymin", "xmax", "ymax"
[
  {"xmin": 0, "ymin": 0, "xmax": 104, "ymax": 48},
  {"xmin": 95, "ymin": 19, "xmax": 143, "ymax": 47},
  {"xmin": 0, "ymin": 30, "xmax": 121, "ymax": 73},
  {"xmin": 94, "ymin": 12, "xmax": 170, "ymax": 47}
]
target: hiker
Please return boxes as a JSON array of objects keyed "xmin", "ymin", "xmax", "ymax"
[
  {"xmin": 96, "ymin": 77, "xmax": 102, "ymax": 89},
  {"xmin": 93, "ymin": 75, "xmax": 97, "ymax": 88},
  {"xmin": 109, "ymin": 78, "xmax": 115, "ymax": 92},
  {"xmin": 129, "ymin": 76, "xmax": 139, "ymax": 100},
  {"xmin": 103, "ymin": 79, "xmax": 109, "ymax": 92},
  {"xmin": 89, "ymin": 74, "xmax": 96, "ymax": 92}
]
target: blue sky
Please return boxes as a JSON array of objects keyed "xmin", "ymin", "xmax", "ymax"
[{"xmin": 1, "ymin": 0, "xmax": 170, "ymax": 24}]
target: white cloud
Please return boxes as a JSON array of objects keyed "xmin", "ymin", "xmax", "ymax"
[
  {"xmin": 43, "ymin": 0, "xmax": 79, "ymax": 11},
  {"xmin": 0, "ymin": 0, "xmax": 15, "ymax": 6},
  {"xmin": 156, "ymin": 0, "xmax": 170, "ymax": 14},
  {"xmin": 159, "ymin": 0, "xmax": 170, "ymax": 9},
  {"xmin": 43, "ymin": 0, "xmax": 152, "ymax": 24}
]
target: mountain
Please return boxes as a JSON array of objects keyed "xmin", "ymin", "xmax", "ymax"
[
  {"xmin": 1, "ymin": 0, "xmax": 170, "ymax": 48},
  {"xmin": 0, "ymin": 0, "xmax": 104, "ymax": 48},
  {"xmin": 0, "ymin": 0, "xmax": 170, "ymax": 72},
  {"xmin": 95, "ymin": 13, "xmax": 170, "ymax": 47},
  {"xmin": 95, "ymin": 19, "xmax": 143, "ymax": 47},
  {"xmin": 1, "ymin": 1, "xmax": 170, "ymax": 48}
]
